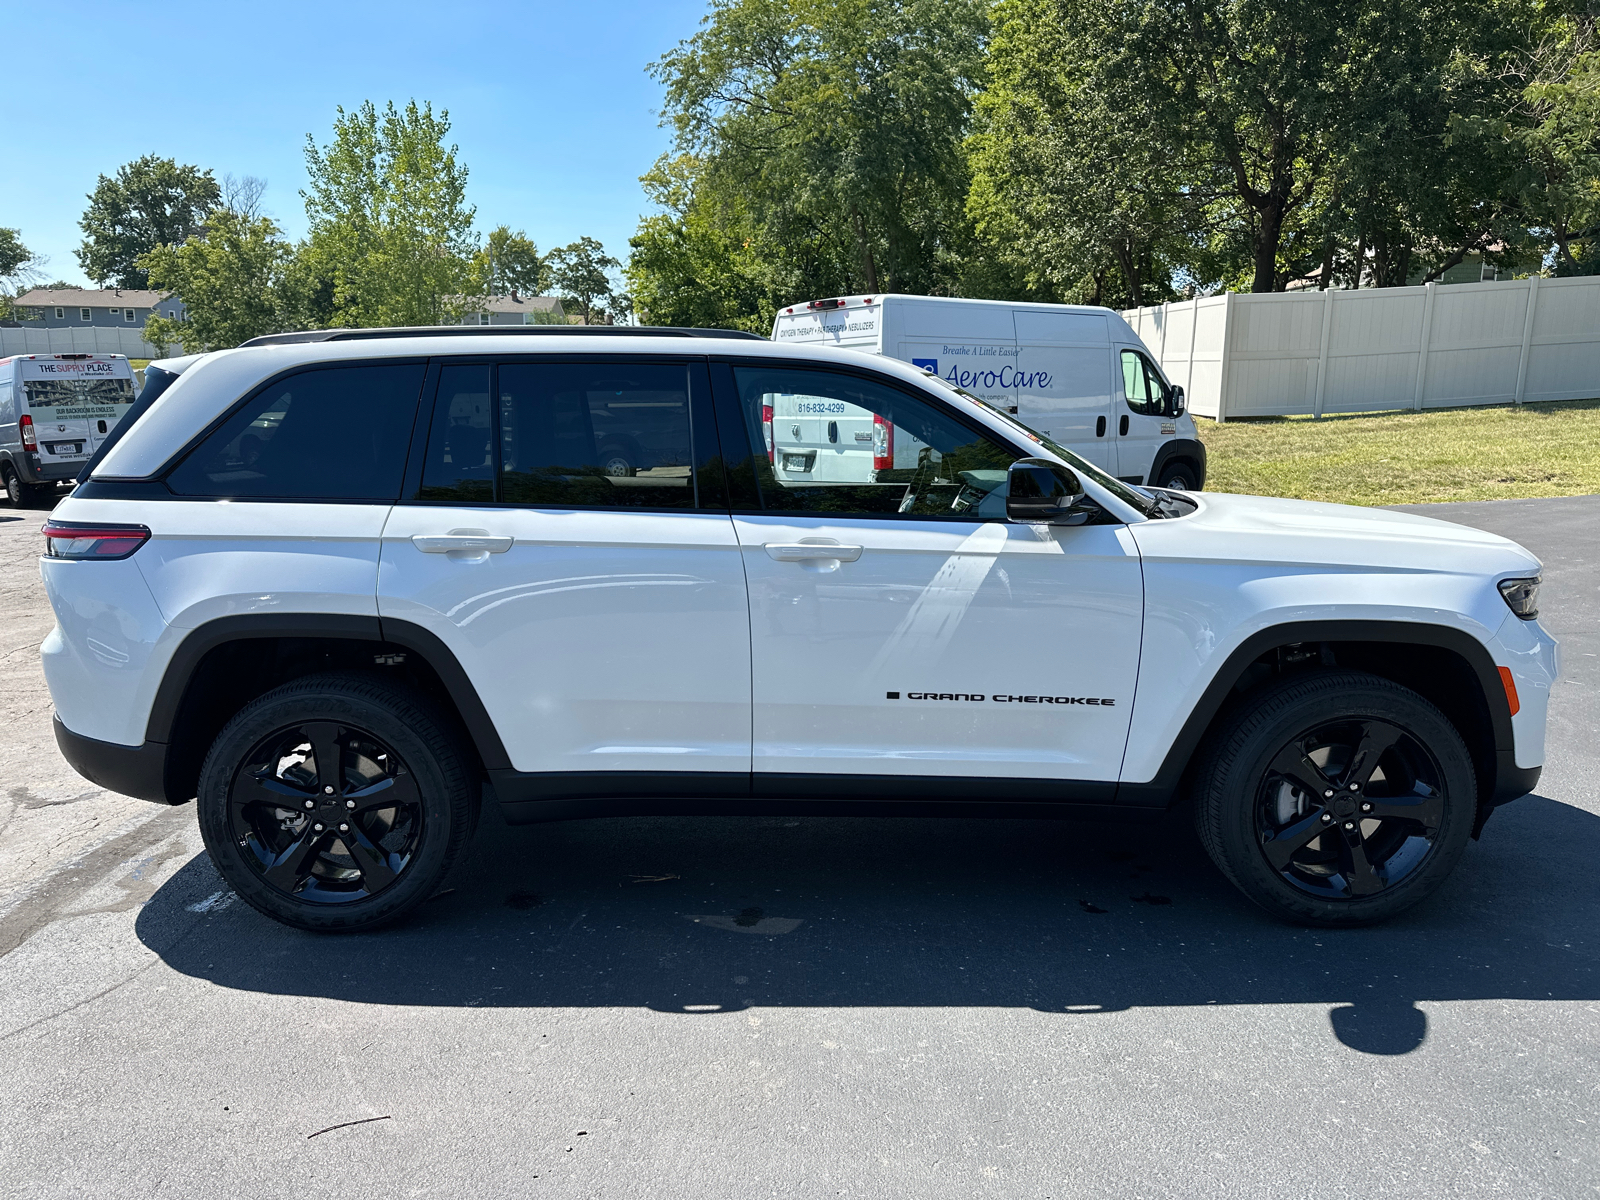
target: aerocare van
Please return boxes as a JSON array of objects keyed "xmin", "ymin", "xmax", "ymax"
[
  {"xmin": 0, "ymin": 354, "xmax": 137, "ymax": 506},
  {"xmin": 771, "ymin": 295, "xmax": 1206, "ymax": 490}
]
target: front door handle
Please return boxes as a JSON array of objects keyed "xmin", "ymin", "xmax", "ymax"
[
  {"xmin": 764, "ymin": 541, "xmax": 863, "ymax": 563},
  {"xmin": 412, "ymin": 532, "xmax": 514, "ymax": 554}
]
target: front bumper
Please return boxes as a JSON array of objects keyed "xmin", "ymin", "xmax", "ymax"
[{"xmin": 53, "ymin": 716, "xmax": 179, "ymax": 804}]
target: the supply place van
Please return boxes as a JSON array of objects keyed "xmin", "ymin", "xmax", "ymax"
[
  {"xmin": 0, "ymin": 354, "xmax": 138, "ymax": 507},
  {"xmin": 770, "ymin": 295, "xmax": 1206, "ymax": 490}
]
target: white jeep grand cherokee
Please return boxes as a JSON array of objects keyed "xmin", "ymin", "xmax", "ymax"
[{"xmin": 39, "ymin": 328, "xmax": 1557, "ymax": 932}]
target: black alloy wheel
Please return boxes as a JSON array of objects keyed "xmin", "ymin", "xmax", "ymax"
[
  {"xmin": 1195, "ymin": 670, "xmax": 1475, "ymax": 926},
  {"xmin": 1255, "ymin": 717, "xmax": 1444, "ymax": 899},
  {"xmin": 228, "ymin": 720, "xmax": 424, "ymax": 904},
  {"xmin": 197, "ymin": 673, "xmax": 476, "ymax": 932}
]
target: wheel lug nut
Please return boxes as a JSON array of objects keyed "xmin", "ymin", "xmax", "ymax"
[
  {"xmin": 1361, "ymin": 802, "xmax": 1373, "ymax": 813},
  {"xmin": 339, "ymin": 824, "xmax": 348, "ymax": 833},
  {"xmin": 1323, "ymin": 789, "xmax": 1334, "ymax": 798},
  {"xmin": 304, "ymin": 800, "xmax": 314, "ymax": 810},
  {"xmin": 1321, "ymin": 813, "xmax": 1333, "ymax": 823},
  {"xmin": 345, "ymin": 800, "xmax": 356, "ymax": 809},
  {"xmin": 1344, "ymin": 821, "xmax": 1355, "ymax": 830},
  {"xmin": 324, "ymin": 786, "xmax": 334, "ymax": 795},
  {"xmin": 314, "ymin": 823, "xmax": 324, "ymax": 832},
  {"xmin": 1349, "ymin": 782, "xmax": 1360, "ymax": 791}
]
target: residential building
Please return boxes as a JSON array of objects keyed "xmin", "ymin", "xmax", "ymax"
[
  {"xmin": 452, "ymin": 294, "xmax": 568, "ymax": 325},
  {"xmin": 11, "ymin": 288, "xmax": 186, "ymax": 328}
]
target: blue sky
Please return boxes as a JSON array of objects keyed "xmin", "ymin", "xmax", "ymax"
[{"xmin": 4, "ymin": 0, "xmax": 711, "ymax": 288}]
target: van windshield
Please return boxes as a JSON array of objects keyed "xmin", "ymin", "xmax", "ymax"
[{"xmin": 919, "ymin": 371, "xmax": 1159, "ymax": 517}]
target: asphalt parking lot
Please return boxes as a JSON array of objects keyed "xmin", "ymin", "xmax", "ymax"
[{"xmin": 1, "ymin": 496, "xmax": 1596, "ymax": 1198}]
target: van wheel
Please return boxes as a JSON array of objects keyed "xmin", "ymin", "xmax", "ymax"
[
  {"xmin": 4, "ymin": 470, "xmax": 50, "ymax": 508},
  {"xmin": 196, "ymin": 673, "xmax": 478, "ymax": 933},
  {"xmin": 598, "ymin": 445, "xmax": 636, "ymax": 477},
  {"xmin": 1158, "ymin": 462, "xmax": 1198, "ymax": 491},
  {"xmin": 1193, "ymin": 671, "xmax": 1475, "ymax": 927}
]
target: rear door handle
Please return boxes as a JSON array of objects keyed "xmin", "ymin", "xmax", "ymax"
[
  {"xmin": 412, "ymin": 534, "xmax": 514, "ymax": 554},
  {"xmin": 764, "ymin": 541, "xmax": 863, "ymax": 562}
]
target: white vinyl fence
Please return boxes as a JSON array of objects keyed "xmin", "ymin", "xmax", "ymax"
[
  {"xmin": 0, "ymin": 326, "xmax": 163, "ymax": 359},
  {"xmin": 1124, "ymin": 275, "xmax": 1600, "ymax": 421}
]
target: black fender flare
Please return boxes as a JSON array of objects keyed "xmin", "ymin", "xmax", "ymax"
[
  {"xmin": 1146, "ymin": 438, "xmax": 1208, "ymax": 490},
  {"xmin": 1114, "ymin": 619, "xmax": 1524, "ymax": 809},
  {"xmin": 146, "ymin": 613, "xmax": 512, "ymax": 778}
]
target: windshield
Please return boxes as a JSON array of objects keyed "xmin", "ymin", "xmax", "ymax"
[{"xmin": 919, "ymin": 370, "xmax": 1160, "ymax": 517}]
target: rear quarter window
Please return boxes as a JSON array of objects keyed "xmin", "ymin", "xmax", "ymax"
[{"xmin": 166, "ymin": 363, "xmax": 425, "ymax": 500}]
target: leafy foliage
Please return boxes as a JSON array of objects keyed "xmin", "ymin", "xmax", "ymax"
[
  {"xmin": 547, "ymin": 236, "xmax": 621, "ymax": 323},
  {"xmin": 76, "ymin": 155, "xmax": 220, "ymax": 287},
  {"xmin": 300, "ymin": 100, "xmax": 477, "ymax": 326},
  {"xmin": 139, "ymin": 210, "xmax": 293, "ymax": 354},
  {"xmin": 474, "ymin": 225, "xmax": 549, "ymax": 298}
]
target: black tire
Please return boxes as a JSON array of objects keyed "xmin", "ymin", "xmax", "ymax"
[
  {"xmin": 1194, "ymin": 670, "xmax": 1475, "ymax": 927},
  {"xmin": 1158, "ymin": 461, "xmax": 1198, "ymax": 491},
  {"xmin": 196, "ymin": 672, "xmax": 478, "ymax": 932},
  {"xmin": 2, "ymin": 468, "xmax": 46, "ymax": 508},
  {"xmin": 597, "ymin": 443, "xmax": 637, "ymax": 478}
]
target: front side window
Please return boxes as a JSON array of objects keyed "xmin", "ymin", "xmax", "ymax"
[
  {"xmin": 1121, "ymin": 349, "xmax": 1170, "ymax": 417},
  {"xmin": 730, "ymin": 366, "xmax": 1018, "ymax": 519},
  {"xmin": 413, "ymin": 360, "xmax": 698, "ymax": 510},
  {"xmin": 167, "ymin": 363, "xmax": 425, "ymax": 499}
]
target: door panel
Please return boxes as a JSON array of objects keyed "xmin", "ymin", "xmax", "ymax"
[
  {"xmin": 378, "ymin": 507, "xmax": 751, "ymax": 775},
  {"xmin": 736, "ymin": 514, "xmax": 1144, "ymax": 780},
  {"xmin": 377, "ymin": 357, "xmax": 751, "ymax": 778},
  {"xmin": 1115, "ymin": 346, "xmax": 1176, "ymax": 483},
  {"xmin": 717, "ymin": 361, "xmax": 1144, "ymax": 784}
]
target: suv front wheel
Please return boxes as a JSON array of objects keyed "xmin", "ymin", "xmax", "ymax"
[
  {"xmin": 196, "ymin": 673, "xmax": 477, "ymax": 932},
  {"xmin": 1194, "ymin": 671, "xmax": 1476, "ymax": 926}
]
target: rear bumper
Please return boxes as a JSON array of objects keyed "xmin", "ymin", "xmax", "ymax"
[{"xmin": 52, "ymin": 716, "xmax": 179, "ymax": 804}]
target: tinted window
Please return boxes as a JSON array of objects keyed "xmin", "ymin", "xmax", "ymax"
[
  {"xmin": 731, "ymin": 366, "xmax": 1017, "ymax": 518},
  {"xmin": 168, "ymin": 364, "xmax": 424, "ymax": 499},
  {"xmin": 418, "ymin": 364, "xmax": 494, "ymax": 502},
  {"xmin": 498, "ymin": 362, "xmax": 695, "ymax": 509}
]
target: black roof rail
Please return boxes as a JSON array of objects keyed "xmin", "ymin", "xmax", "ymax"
[{"xmin": 238, "ymin": 325, "xmax": 765, "ymax": 347}]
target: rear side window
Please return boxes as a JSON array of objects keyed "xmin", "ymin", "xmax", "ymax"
[
  {"xmin": 167, "ymin": 363, "xmax": 425, "ymax": 499},
  {"xmin": 411, "ymin": 360, "xmax": 698, "ymax": 510}
]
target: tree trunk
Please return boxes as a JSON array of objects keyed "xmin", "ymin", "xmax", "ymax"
[
  {"xmin": 1112, "ymin": 239, "xmax": 1143, "ymax": 307},
  {"xmin": 1318, "ymin": 235, "xmax": 1335, "ymax": 290},
  {"xmin": 1352, "ymin": 231, "xmax": 1368, "ymax": 288},
  {"xmin": 1251, "ymin": 206, "xmax": 1284, "ymax": 292},
  {"xmin": 850, "ymin": 206, "xmax": 880, "ymax": 294}
]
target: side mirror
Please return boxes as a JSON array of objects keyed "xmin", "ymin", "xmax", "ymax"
[
  {"xmin": 1006, "ymin": 458, "xmax": 1090, "ymax": 525},
  {"xmin": 1167, "ymin": 385, "xmax": 1186, "ymax": 418}
]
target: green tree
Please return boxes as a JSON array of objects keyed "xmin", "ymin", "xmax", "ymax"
[
  {"xmin": 474, "ymin": 225, "xmax": 548, "ymax": 297},
  {"xmin": 76, "ymin": 155, "xmax": 220, "ymax": 287},
  {"xmin": 138, "ymin": 210, "xmax": 293, "ymax": 353},
  {"xmin": 636, "ymin": 0, "xmax": 986, "ymax": 326},
  {"xmin": 547, "ymin": 236, "xmax": 620, "ymax": 323},
  {"xmin": 301, "ymin": 100, "xmax": 477, "ymax": 326},
  {"xmin": 968, "ymin": 0, "xmax": 1189, "ymax": 307}
]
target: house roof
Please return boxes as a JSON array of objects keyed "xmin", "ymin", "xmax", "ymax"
[
  {"xmin": 462, "ymin": 294, "xmax": 565, "ymax": 314},
  {"xmin": 14, "ymin": 288, "xmax": 171, "ymax": 308}
]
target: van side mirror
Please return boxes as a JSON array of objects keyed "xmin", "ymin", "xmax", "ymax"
[
  {"xmin": 1167, "ymin": 385, "xmax": 1186, "ymax": 418},
  {"xmin": 1007, "ymin": 458, "xmax": 1091, "ymax": 525}
]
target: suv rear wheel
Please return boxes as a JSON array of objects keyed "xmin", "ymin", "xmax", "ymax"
[
  {"xmin": 196, "ymin": 673, "xmax": 477, "ymax": 932},
  {"xmin": 1194, "ymin": 671, "xmax": 1475, "ymax": 926}
]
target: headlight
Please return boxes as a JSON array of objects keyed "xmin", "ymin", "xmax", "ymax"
[{"xmin": 1497, "ymin": 576, "xmax": 1541, "ymax": 620}]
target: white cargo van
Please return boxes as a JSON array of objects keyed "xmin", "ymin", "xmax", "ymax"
[
  {"xmin": 0, "ymin": 354, "xmax": 137, "ymax": 506},
  {"xmin": 770, "ymin": 295, "xmax": 1206, "ymax": 490}
]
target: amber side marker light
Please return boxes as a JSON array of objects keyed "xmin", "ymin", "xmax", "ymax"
[
  {"xmin": 41, "ymin": 520, "xmax": 151, "ymax": 561},
  {"xmin": 1497, "ymin": 666, "xmax": 1521, "ymax": 717}
]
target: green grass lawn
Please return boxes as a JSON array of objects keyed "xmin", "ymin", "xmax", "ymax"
[{"xmin": 1199, "ymin": 399, "xmax": 1600, "ymax": 506}]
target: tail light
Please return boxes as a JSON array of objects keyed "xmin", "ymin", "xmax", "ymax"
[
  {"xmin": 872, "ymin": 413, "xmax": 893, "ymax": 471},
  {"xmin": 42, "ymin": 520, "xmax": 151, "ymax": 560},
  {"xmin": 19, "ymin": 414, "xmax": 35, "ymax": 451},
  {"xmin": 762, "ymin": 403, "xmax": 775, "ymax": 461}
]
